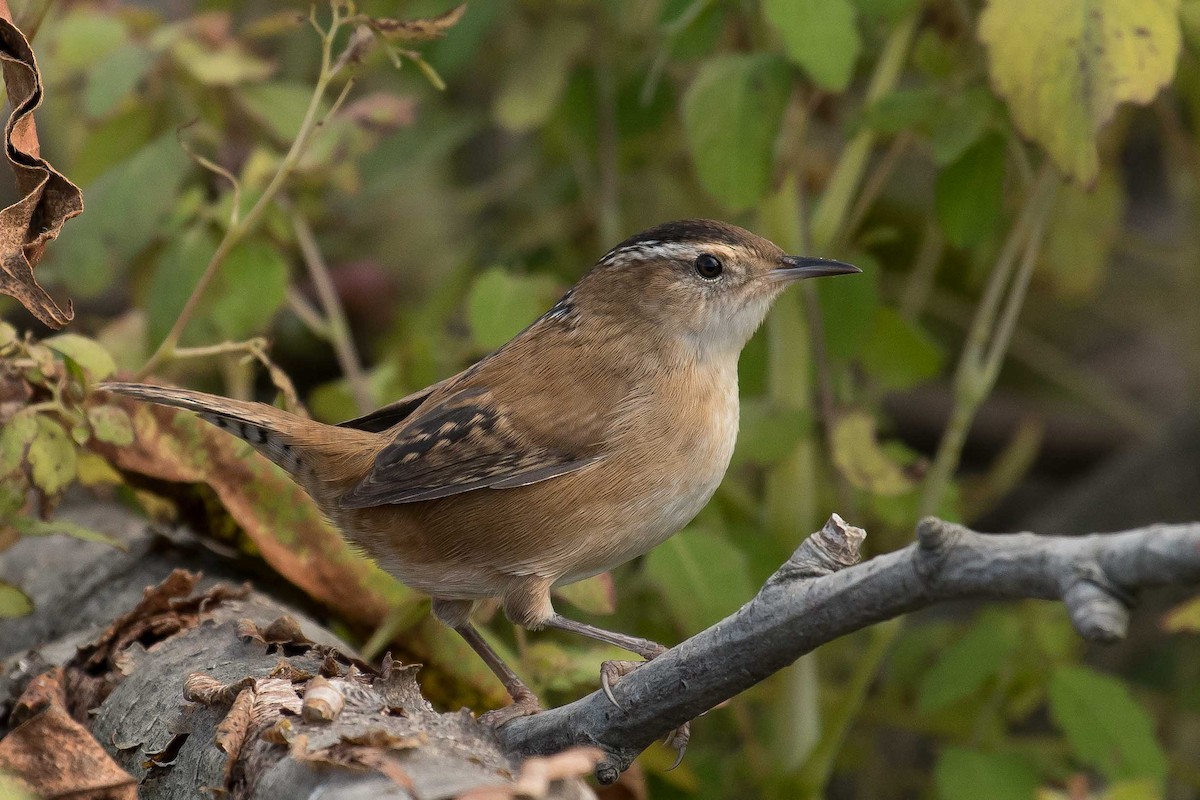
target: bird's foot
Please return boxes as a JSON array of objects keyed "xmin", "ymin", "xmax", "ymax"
[
  {"xmin": 599, "ymin": 656, "xmax": 690, "ymax": 769},
  {"xmin": 479, "ymin": 687, "xmax": 543, "ymax": 728}
]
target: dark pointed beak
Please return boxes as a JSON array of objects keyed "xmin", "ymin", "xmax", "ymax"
[{"xmin": 771, "ymin": 255, "xmax": 862, "ymax": 281}]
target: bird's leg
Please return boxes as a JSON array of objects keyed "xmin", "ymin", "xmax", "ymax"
[
  {"xmin": 542, "ymin": 613, "xmax": 690, "ymax": 765},
  {"xmin": 453, "ymin": 624, "xmax": 543, "ymax": 726},
  {"xmin": 542, "ymin": 613, "xmax": 667, "ymax": 658},
  {"xmin": 433, "ymin": 598, "xmax": 541, "ymax": 726}
]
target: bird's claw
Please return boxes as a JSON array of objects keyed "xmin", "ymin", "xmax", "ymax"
[
  {"xmin": 599, "ymin": 659, "xmax": 644, "ymax": 710},
  {"xmin": 478, "ymin": 689, "xmax": 542, "ymax": 728},
  {"xmin": 664, "ymin": 722, "xmax": 691, "ymax": 770},
  {"xmin": 598, "ymin": 659, "xmax": 691, "ymax": 768}
]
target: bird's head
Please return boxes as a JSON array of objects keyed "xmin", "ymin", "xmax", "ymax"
[{"xmin": 574, "ymin": 219, "xmax": 860, "ymax": 358}]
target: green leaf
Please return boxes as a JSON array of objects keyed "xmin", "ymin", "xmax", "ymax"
[
  {"xmin": 830, "ymin": 411, "xmax": 914, "ymax": 496},
  {"xmin": 683, "ymin": 54, "xmax": 792, "ymax": 211},
  {"xmin": 0, "ymin": 581, "xmax": 33, "ymax": 618},
  {"xmin": 47, "ymin": 133, "xmax": 191, "ymax": 297},
  {"xmin": 12, "ymin": 515, "xmax": 127, "ymax": 549},
  {"xmin": 237, "ymin": 82, "xmax": 327, "ymax": 144},
  {"xmin": 934, "ymin": 748, "xmax": 1039, "ymax": 800},
  {"xmin": 171, "ymin": 36, "xmax": 274, "ymax": 86},
  {"xmin": 0, "ymin": 320, "xmax": 16, "ymax": 346},
  {"xmin": 210, "ymin": 241, "xmax": 290, "ymax": 340},
  {"xmin": 1039, "ymin": 171, "xmax": 1124, "ymax": 298},
  {"xmin": 858, "ymin": 308, "xmax": 944, "ymax": 390},
  {"xmin": 27, "ymin": 416, "xmax": 77, "ymax": 496},
  {"xmin": 855, "ymin": 0, "xmax": 920, "ymax": 24},
  {"xmin": 493, "ymin": 20, "xmax": 590, "ymax": 132},
  {"xmin": 817, "ymin": 252, "xmax": 880, "ymax": 359},
  {"xmin": 978, "ymin": 0, "xmax": 1182, "ymax": 185},
  {"xmin": 862, "ymin": 88, "xmax": 941, "ymax": 135},
  {"xmin": 553, "ymin": 573, "xmax": 617, "ymax": 616},
  {"xmin": 646, "ymin": 526, "xmax": 754, "ymax": 629},
  {"xmin": 46, "ymin": 8, "xmax": 128, "ymax": 77},
  {"xmin": 0, "ymin": 410, "xmax": 39, "ymax": 476},
  {"xmin": 83, "ymin": 46, "xmax": 155, "ymax": 118},
  {"xmin": 465, "ymin": 267, "xmax": 561, "ymax": 351},
  {"xmin": 87, "ymin": 405, "xmax": 134, "ymax": 446},
  {"xmin": 146, "ymin": 226, "xmax": 217, "ymax": 347},
  {"xmin": 44, "ymin": 334, "xmax": 117, "ymax": 382},
  {"xmin": 936, "ymin": 133, "xmax": 1006, "ymax": 248},
  {"xmin": 732, "ymin": 399, "xmax": 811, "ymax": 465},
  {"xmin": 1107, "ymin": 779, "xmax": 1168, "ymax": 800},
  {"xmin": 918, "ymin": 610, "xmax": 1020, "ymax": 713},
  {"xmin": 1049, "ymin": 665, "xmax": 1168, "ymax": 782},
  {"xmin": 929, "ymin": 86, "xmax": 997, "ymax": 166},
  {"xmin": 763, "ymin": 0, "xmax": 861, "ymax": 91}
]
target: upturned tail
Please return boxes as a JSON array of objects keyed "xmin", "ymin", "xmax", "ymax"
[{"xmin": 99, "ymin": 382, "xmax": 377, "ymax": 488}]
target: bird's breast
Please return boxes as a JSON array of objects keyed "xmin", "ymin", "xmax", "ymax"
[{"xmin": 550, "ymin": 358, "xmax": 741, "ymax": 583}]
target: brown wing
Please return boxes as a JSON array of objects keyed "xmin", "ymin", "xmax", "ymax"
[{"xmin": 339, "ymin": 318, "xmax": 624, "ymax": 508}]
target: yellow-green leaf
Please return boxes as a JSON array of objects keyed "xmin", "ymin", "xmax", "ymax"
[
  {"xmin": 492, "ymin": 21, "xmax": 589, "ymax": 132},
  {"xmin": 830, "ymin": 412, "xmax": 914, "ymax": 496},
  {"xmin": 44, "ymin": 334, "xmax": 117, "ymax": 382},
  {"xmin": 87, "ymin": 405, "xmax": 134, "ymax": 446},
  {"xmin": 0, "ymin": 409, "xmax": 39, "ymax": 475},
  {"xmin": 978, "ymin": 0, "xmax": 1182, "ymax": 185},
  {"xmin": 1039, "ymin": 170, "xmax": 1124, "ymax": 298},
  {"xmin": 553, "ymin": 573, "xmax": 617, "ymax": 616},
  {"xmin": 1163, "ymin": 595, "xmax": 1200, "ymax": 633},
  {"xmin": 683, "ymin": 54, "xmax": 792, "ymax": 211},
  {"xmin": 466, "ymin": 267, "xmax": 561, "ymax": 350},
  {"xmin": 763, "ymin": 0, "xmax": 861, "ymax": 91},
  {"xmin": 27, "ymin": 416, "xmax": 77, "ymax": 495},
  {"xmin": 0, "ymin": 581, "xmax": 32, "ymax": 618}
]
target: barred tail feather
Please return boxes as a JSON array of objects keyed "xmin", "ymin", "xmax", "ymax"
[{"xmin": 99, "ymin": 382, "xmax": 308, "ymax": 476}]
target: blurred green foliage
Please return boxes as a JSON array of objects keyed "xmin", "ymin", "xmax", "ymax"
[{"xmin": 3, "ymin": 0, "xmax": 1200, "ymax": 797}]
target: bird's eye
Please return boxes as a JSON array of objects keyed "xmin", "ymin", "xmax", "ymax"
[{"xmin": 694, "ymin": 253, "xmax": 723, "ymax": 280}]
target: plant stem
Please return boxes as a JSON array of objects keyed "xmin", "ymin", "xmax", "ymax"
[
  {"xmin": 918, "ymin": 163, "xmax": 1058, "ymax": 517},
  {"xmin": 137, "ymin": 6, "xmax": 350, "ymax": 379},
  {"xmin": 288, "ymin": 205, "xmax": 373, "ymax": 414},
  {"xmin": 809, "ymin": 12, "xmax": 918, "ymax": 252},
  {"xmin": 795, "ymin": 619, "xmax": 902, "ymax": 798}
]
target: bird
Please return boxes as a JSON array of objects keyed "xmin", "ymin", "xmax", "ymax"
[{"xmin": 101, "ymin": 219, "xmax": 859, "ymax": 757}]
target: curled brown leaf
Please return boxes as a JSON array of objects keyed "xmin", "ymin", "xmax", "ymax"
[
  {"xmin": 366, "ymin": 3, "xmax": 467, "ymax": 41},
  {"xmin": 0, "ymin": 1, "xmax": 83, "ymax": 329}
]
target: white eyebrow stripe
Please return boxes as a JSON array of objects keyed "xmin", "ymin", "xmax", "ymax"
[{"xmin": 599, "ymin": 241, "xmax": 699, "ymax": 265}]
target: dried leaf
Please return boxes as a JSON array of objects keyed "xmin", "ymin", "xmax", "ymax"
[
  {"xmin": 184, "ymin": 672, "xmax": 256, "ymax": 706},
  {"xmin": 457, "ymin": 747, "xmax": 603, "ymax": 799},
  {"xmin": 78, "ymin": 570, "xmax": 249, "ymax": 674},
  {"xmin": 367, "ymin": 4, "xmax": 467, "ymax": 41},
  {"xmin": 0, "ymin": 365, "xmax": 31, "ymax": 421},
  {"xmin": 9, "ymin": 667, "xmax": 65, "ymax": 725},
  {"xmin": 0, "ymin": 690, "xmax": 136, "ymax": 799},
  {"xmin": 0, "ymin": 3, "xmax": 84, "ymax": 328},
  {"xmin": 215, "ymin": 686, "xmax": 254, "ymax": 758},
  {"xmin": 94, "ymin": 400, "xmax": 415, "ymax": 631},
  {"xmin": 340, "ymin": 92, "xmax": 416, "ymax": 133}
]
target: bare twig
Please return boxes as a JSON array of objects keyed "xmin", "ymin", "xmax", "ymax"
[
  {"xmin": 287, "ymin": 204, "xmax": 373, "ymax": 414},
  {"xmin": 497, "ymin": 514, "xmax": 1200, "ymax": 783},
  {"xmin": 138, "ymin": 4, "xmax": 354, "ymax": 379}
]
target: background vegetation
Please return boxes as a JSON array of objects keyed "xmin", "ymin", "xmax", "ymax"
[{"xmin": 2, "ymin": 0, "xmax": 1200, "ymax": 797}]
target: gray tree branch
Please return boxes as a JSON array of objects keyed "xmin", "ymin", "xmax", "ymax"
[{"xmin": 497, "ymin": 515, "xmax": 1200, "ymax": 782}]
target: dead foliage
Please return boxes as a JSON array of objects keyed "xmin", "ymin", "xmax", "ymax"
[
  {"xmin": 0, "ymin": 0, "xmax": 83, "ymax": 328},
  {"xmin": 0, "ymin": 669, "xmax": 135, "ymax": 799}
]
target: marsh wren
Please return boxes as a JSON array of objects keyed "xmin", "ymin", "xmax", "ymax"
[{"xmin": 103, "ymin": 219, "xmax": 859, "ymax": 753}]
